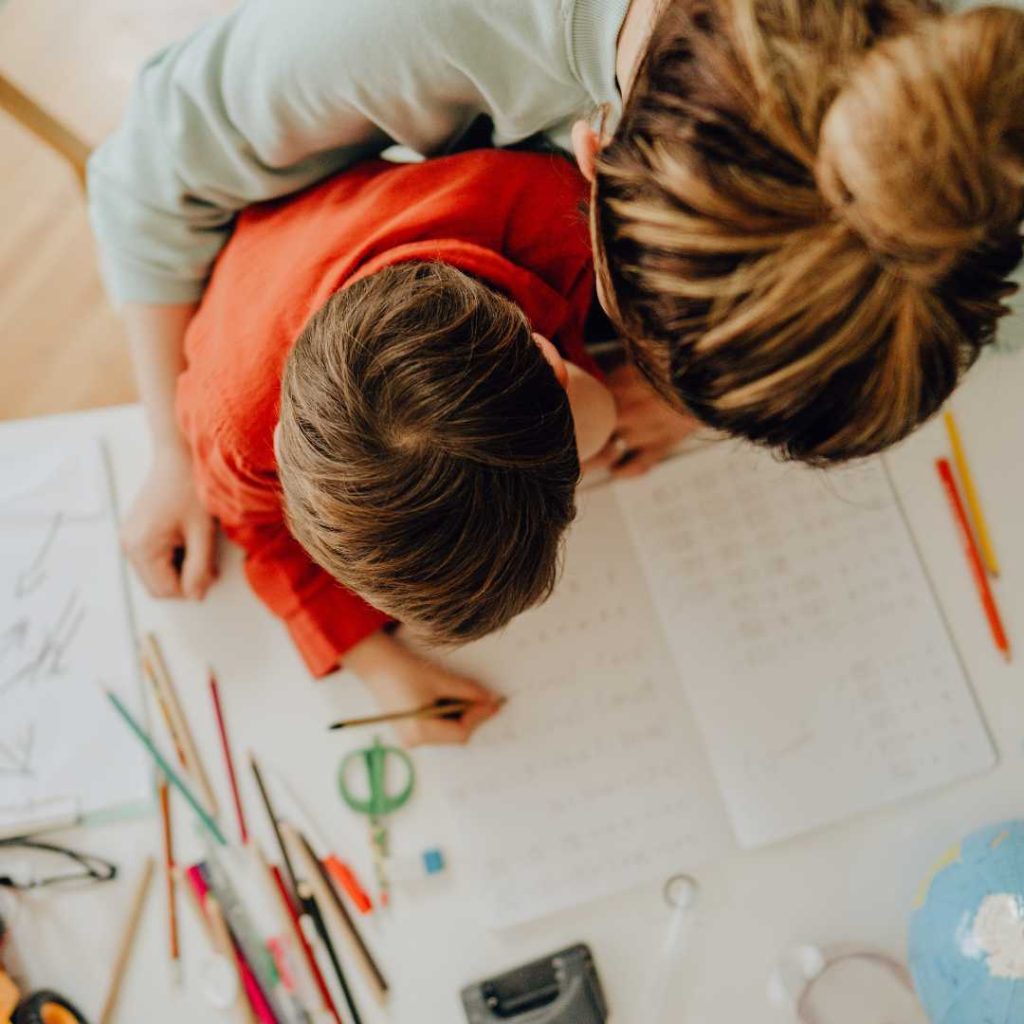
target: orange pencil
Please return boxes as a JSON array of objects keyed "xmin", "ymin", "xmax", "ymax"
[
  {"xmin": 936, "ymin": 458, "xmax": 1011, "ymax": 661},
  {"xmin": 158, "ymin": 779, "xmax": 181, "ymax": 983}
]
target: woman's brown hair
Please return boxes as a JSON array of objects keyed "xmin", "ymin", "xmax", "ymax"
[
  {"xmin": 277, "ymin": 262, "xmax": 579, "ymax": 643},
  {"xmin": 594, "ymin": 0, "xmax": 1024, "ymax": 462}
]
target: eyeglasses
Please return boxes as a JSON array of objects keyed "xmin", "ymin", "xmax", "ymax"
[{"xmin": 0, "ymin": 837, "xmax": 118, "ymax": 891}]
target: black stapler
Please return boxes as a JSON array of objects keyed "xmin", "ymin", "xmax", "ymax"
[{"xmin": 461, "ymin": 944, "xmax": 609, "ymax": 1024}]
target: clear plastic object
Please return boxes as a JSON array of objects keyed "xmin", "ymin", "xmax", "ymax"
[
  {"xmin": 642, "ymin": 874, "xmax": 699, "ymax": 1022},
  {"xmin": 768, "ymin": 945, "xmax": 928, "ymax": 1024}
]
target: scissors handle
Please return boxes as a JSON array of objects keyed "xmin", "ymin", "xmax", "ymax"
[{"xmin": 338, "ymin": 737, "xmax": 415, "ymax": 817}]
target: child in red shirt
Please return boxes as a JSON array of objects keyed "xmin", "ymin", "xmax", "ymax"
[{"xmin": 175, "ymin": 150, "xmax": 620, "ymax": 744}]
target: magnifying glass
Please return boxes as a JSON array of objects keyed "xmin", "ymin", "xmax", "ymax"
[{"xmin": 641, "ymin": 874, "xmax": 700, "ymax": 1023}]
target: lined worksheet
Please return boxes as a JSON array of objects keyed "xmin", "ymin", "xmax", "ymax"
[
  {"xmin": 425, "ymin": 440, "xmax": 994, "ymax": 928},
  {"xmin": 620, "ymin": 442, "xmax": 995, "ymax": 847},
  {"xmin": 427, "ymin": 485, "xmax": 733, "ymax": 928},
  {"xmin": 0, "ymin": 438, "xmax": 149, "ymax": 823}
]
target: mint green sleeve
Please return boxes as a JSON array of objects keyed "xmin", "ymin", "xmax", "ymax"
[{"xmin": 87, "ymin": 0, "xmax": 619, "ymax": 306}]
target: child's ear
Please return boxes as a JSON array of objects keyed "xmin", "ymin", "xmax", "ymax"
[
  {"xmin": 532, "ymin": 333, "xmax": 570, "ymax": 389},
  {"xmin": 571, "ymin": 120, "xmax": 603, "ymax": 184}
]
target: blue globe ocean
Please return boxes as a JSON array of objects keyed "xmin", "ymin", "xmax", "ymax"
[{"xmin": 911, "ymin": 820, "xmax": 1024, "ymax": 1022}]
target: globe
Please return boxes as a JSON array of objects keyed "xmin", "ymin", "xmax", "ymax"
[{"xmin": 910, "ymin": 820, "xmax": 1024, "ymax": 1023}]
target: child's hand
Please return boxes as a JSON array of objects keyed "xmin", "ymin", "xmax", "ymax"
[
  {"xmin": 121, "ymin": 442, "xmax": 218, "ymax": 599},
  {"xmin": 344, "ymin": 632, "xmax": 504, "ymax": 747},
  {"xmin": 585, "ymin": 363, "xmax": 700, "ymax": 478}
]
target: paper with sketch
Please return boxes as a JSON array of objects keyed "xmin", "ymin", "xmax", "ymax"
[
  {"xmin": 424, "ymin": 441, "xmax": 993, "ymax": 927},
  {"xmin": 0, "ymin": 437, "xmax": 148, "ymax": 820},
  {"xmin": 619, "ymin": 442, "xmax": 995, "ymax": 848}
]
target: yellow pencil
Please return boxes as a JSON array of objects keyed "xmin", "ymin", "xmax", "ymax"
[{"xmin": 944, "ymin": 411, "xmax": 1000, "ymax": 577}]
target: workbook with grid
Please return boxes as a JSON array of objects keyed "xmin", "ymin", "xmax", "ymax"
[{"xmin": 424, "ymin": 440, "xmax": 995, "ymax": 928}]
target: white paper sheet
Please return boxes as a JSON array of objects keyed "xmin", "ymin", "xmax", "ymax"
[
  {"xmin": 422, "ymin": 486, "xmax": 732, "ymax": 928},
  {"xmin": 0, "ymin": 437, "xmax": 149, "ymax": 820},
  {"xmin": 618, "ymin": 442, "xmax": 996, "ymax": 847}
]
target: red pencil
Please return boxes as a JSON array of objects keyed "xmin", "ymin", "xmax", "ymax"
[
  {"xmin": 158, "ymin": 779, "xmax": 181, "ymax": 980},
  {"xmin": 209, "ymin": 671, "xmax": 249, "ymax": 843},
  {"xmin": 936, "ymin": 458, "xmax": 1012, "ymax": 661},
  {"xmin": 269, "ymin": 863, "xmax": 342, "ymax": 1024}
]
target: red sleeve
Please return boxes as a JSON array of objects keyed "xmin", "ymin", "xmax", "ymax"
[{"xmin": 196, "ymin": 439, "xmax": 391, "ymax": 678}]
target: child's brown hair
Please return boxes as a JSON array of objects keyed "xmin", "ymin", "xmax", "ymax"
[
  {"xmin": 277, "ymin": 261, "xmax": 579, "ymax": 643},
  {"xmin": 594, "ymin": 0, "xmax": 1024, "ymax": 462}
]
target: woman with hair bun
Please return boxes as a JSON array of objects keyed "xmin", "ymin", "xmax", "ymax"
[{"xmin": 579, "ymin": 0, "xmax": 1024, "ymax": 463}]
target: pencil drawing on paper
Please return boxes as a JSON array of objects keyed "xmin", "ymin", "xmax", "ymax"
[
  {"xmin": 0, "ymin": 435, "xmax": 149, "ymax": 818},
  {"xmin": 1, "ymin": 590, "xmax": 87, "ymax": 695},
  {"xmin": 0, "ymin": 725, "xmax": 36, "ymax": 778},
  {"xmin": 13, "ymin": 513, "xmax": 64, "ymax": 598}
]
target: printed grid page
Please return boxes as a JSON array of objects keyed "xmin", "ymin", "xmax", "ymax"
[
  {"xmin": 421, "ymin": 485, "xmax": 733, "ymax": 928},
  {"xmin": 618, "ymin": 441, "xmax": 996, "ymax": 848},
  {"xmin": 0, "ymin": 438, "xmax": 148, "ymax": 820}
]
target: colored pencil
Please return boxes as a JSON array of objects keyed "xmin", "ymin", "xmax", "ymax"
[
  {"xmin": 290, "ymin": 827, "xmax": 389, "ymax": 1005},
  {"xmin": 328, "ymin": 697, "xmax": 475, "ymax": 731},
  {"xmin": 158, "ymin": 779, "xmax": 181, "ymax": 983},
  {"xmin": 209, "ymin": 670, "xmax": 248, "ymax": 843},
  {"xmin": 140, "ymin": 632, "xmax": 219, "ymax": 815},
  {"xmin": 249, "ymin": 754, "xmax": 300, "ymax": 898},
  {"xmin": 104, "ymin": 688, "xmax": 227, "ymax": 846},
  {"xmin": 206, "ymin": 895, "xmax": 260, "ymax": 1024},
  {"xmin": 99, "ymin": 857, "xmax": 155, "ymax": 1024},
  {"xmin": 250, "ymin": 753, "xmax": 349, "ymax": 1023},
  {"xmin": 936, "ymin": 459, "xmax": 1011, "ymax": 661},
  {"xmin": 944, "ymin": 411, "xmax": 1000, "ymax": 577},
  {"xmin": 268, "ymin": 862, "xmax": 341, "ymax": 1024},
  {"xmin": 295, "ymin": 876, "xmax": 363, "ymax": 1024},
  {"xmin": 265, "ymin": 764, "xmax": 374, "ymax": 914}
]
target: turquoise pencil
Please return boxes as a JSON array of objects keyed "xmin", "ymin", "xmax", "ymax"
[{"xmin": 104, "ymin": 688, "xmax": 227, "ymax": 846}]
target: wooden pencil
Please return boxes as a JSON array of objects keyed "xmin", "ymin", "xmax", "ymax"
[
  {"xmin": 328, "ymin": 697, "xmax": 475, "ymax": 731},
  {"xmin": 99, "ymin": 857, "xmax": 155, "ymax": 1024},
  {"xmin": 209, "ymin": 670, "xmax": 248, "ymax": 843},
  {"xmin": 936, "ymin": 458, "xmax": 1011, "ymax": 661},
  {"xmin": 206, "ymin": 896, "xmax": 259, "ymax": 1024},
  {"xmin": 157, "ymin": 779, "xmax": 180, "ymax": 982},
  {"xmin": 284, "ymin": 823, "xmax": 388, "ymax": 1007},
  {"xmin": 301, "ymin": 832, "xmax": 389, "ymax": 1001},
  {"xmin": 295, "ymin": 877, "xmax": 363, "ymax": 1024},
  {"xmin": 944, "ymin": 411, "xmax": 1000, "ymax": 577},
  {"xmin": 140, "ymin": 632, "xmax": 219, "ymax": 816},
  {"xmin": 104, "ymin": 688, "xmax": 227, "ymax": 846},
  {"xmin": 268, "ymin": 862, "xmax": 341, "ymax": 1024}
]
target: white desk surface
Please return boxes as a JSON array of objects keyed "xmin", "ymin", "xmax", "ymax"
[{"xmin": 2, "ymin": 343, "xmax": 1022, "ymax": 1023}]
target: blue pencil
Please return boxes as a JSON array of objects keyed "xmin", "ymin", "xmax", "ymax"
[{"xmin": 104, "ymin": 688, "xmax": 227, "ymax": 846}]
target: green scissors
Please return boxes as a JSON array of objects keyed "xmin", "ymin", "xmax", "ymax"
[{"xmin": 338, "ymin": 736, "xmax": 415, "ymax": 907}]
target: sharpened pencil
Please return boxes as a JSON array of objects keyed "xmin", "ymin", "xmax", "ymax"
[
  {"xmin": 944, "ymin": 411, "xmax": 1000, "ymax": 577},
  {"xmin": 99, "ymin": 857, "xmax": 155, "ymax": 1024},
  {"xmin": 936, "ymin": 458, "xmax": 1011, "ymax": 661},
  {"xmin": 158, "ymin": 779, "xmax": 181, "ymax": 983},
  {"xmin": 210, "ymin": 670, "xmax": 248, "ymax": 843},
  {"xmin": 328, "ymin": 697, "xmax": 475, "ymax": 731},
  {"xmin": 104, "ymin": 688, "xmax": 227, "ymax": 846},
  {"xmin": 140, "ymin": 633, "xmax": 219, "ymax": 815}
]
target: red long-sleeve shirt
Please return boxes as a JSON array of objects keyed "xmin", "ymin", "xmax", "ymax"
[{"xmin": 177, "ymin": 150, "xmax": 596, "ymax": 677}]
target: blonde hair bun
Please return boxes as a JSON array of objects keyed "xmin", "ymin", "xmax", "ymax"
[{"xmin": 818, "ymin": 6, "xmax": 1024, "ymax": 285}]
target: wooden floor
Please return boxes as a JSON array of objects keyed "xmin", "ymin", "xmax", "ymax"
[
  {"xmin": 0, "ymin": 0, "xmax": 231, "ymax": 421},
  {"xmin": 0, "ymin": 117, "xmax": 133, "ymax": 420}
]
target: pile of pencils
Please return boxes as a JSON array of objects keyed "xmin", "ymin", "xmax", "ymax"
[
  {"xmin": 106, "ymin": 633, "xmax": 383, "ymax": 1024},
  {"xmin": 937, "ymin": 411, "xmax": 1011, "ymax": 662}
]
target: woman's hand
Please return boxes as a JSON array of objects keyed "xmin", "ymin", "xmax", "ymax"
[
  {"xmin": 344, "ymin": 632, "xmax": 504, "ymax": 747},
  {"xmin": 585, "ymin": 362, "xmax": 700, "ymax": 477},
  {"xmin": 121, "ymin": 441, "xmax": 218, "ymax": 599}
]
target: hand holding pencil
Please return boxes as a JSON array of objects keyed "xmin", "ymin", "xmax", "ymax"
[{"xmin": 345, "ymin": 633, "xmax": 504, "ymax": 747}]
